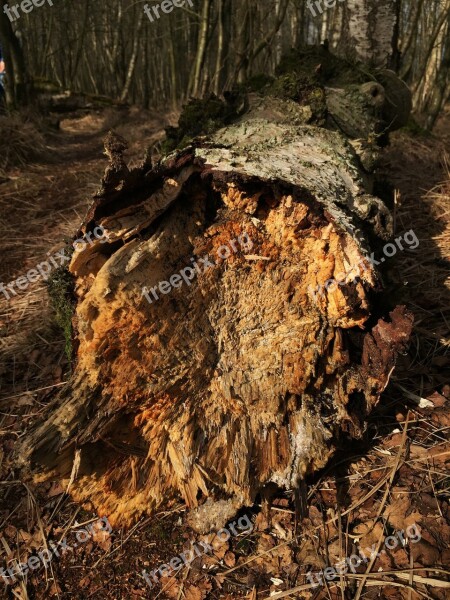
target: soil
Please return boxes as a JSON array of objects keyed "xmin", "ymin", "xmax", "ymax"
[{"xmin": 0, "ymin": 106, "xmax": 448, "ymax": 600}]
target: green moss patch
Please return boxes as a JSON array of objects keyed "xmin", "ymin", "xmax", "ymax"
[
  {"xmin": 268, "ymin": 72, "xmax": 327, "ymax": 124},
  {"xmin": 47, "ymin": 261, "xmax": 75, "ymax": 366},
  {"xmin": 160, "ymin": 46, "xmax": 379, "ymax": 155},
  {"xmin": 276, "ymin": 45, "xmax": 371, "ymax": 86},
  {"xmin": 162, "ymin": 94, "xmax": 240, "ymax": 154}
]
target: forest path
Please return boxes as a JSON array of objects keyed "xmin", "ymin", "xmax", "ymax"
[{"xmin": 0, "ymin": 107, "xmax": 168, "ymax": 402}]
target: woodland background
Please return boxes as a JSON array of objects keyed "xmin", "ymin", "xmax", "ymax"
[{"xmin": 0, "ymin": 0, "xmax": 449, "ymax": 129}]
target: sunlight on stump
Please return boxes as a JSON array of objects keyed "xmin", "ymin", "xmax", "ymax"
[{"xmin": 18, "ymin": 52, "xmax": 414, "ymax": 532}]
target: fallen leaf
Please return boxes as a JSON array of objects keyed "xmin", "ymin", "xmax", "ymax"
[
  {"xmin": 426, "ymin": 391, "xmax": 447, "ymax": 407},
  {"xmin": 79, "ymin": 576, "xmax": 90, "ymax": 588},
  {"xmin": 89, "ymin": 520, "xmax": 112, "ymax": 551},
  {"xmin": 185, "ymin": 587, "xmax": 202, "ymax": 600},
  {"xmin": 48, "ymin": 482, "xmax": 65, "ymax": 497},
  {"xmin": 224, "ymin": 551, "xmax": 235, "ymax": 567}
]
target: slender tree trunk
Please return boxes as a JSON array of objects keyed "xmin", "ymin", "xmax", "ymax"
[
  {"xmin": 248, "ymin": 0, "xmax": 290, "ymax": 68},
  {"xmin": 119, "ymin": 12, "xmax": 144, "ymax": 103},
  {"xmin": 344, "ymin": 0, "xmax": 397, "ymax": 67},
  {"xmin": 213, "ymin": 0, "xmax": 225, "ymax": 95},
  {"xmin": 70, "ymin": 2, "xmax": 90, "ymax": 88},
  {"xmin": 390, "ymin": 0, "xmax": 402, "ymax": 71},
  {"xmin": 40, "ymin": 12, "xmax": 54, "ymax": 78},
  {"xmin": 412, "ymin": 3, "xmax": 450, "ymax": 110},
  {"xmin": 400, "ymin": 0, "xmax": 424, "ymax": 81},
  {"xmin": 235, "ymin": 0, "xmax": 251, "ymax": 84},
  {"xmin": 189, "ymin": 0, "xmax": 212, "ymax": 97},
  {"xmin": 168, "ymin": 18, "xmax": 179, "ymax": 109},
  {"xmin": 424, "ymin": 12, "xmax": 450, "ymax": 130}
]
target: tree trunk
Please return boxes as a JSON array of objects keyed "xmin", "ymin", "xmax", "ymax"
[
  {"xmin": 389, "ymin": 0, "xmax": 402, "ymax": 72},
  {"xmin": 213, "ymin": 0, "xmax": 226, "ymax": 95},
  {"xmin": 234, "ymin": 0, "xmax": 251, "ymax": 84},
  {"xmin": 18, "ymin": 51, "xmax": 414, "ymax": 531},
  {"xmin": 424, "ymin": 11, "xmax": 450, "ymax": 131},
  {"xmin": 119, "ymin": 12, "xmax": 144, "ymax": 103},
  {"xmin": 189, "ymin": 0, "xmax": 213, "ymax": 97},
  {"xmin": 344, "ymin": 0, "xmax": 397, "ymax": 67}
]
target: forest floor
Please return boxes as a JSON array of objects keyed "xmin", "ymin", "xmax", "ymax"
[{"xmin": 0, "ymin": 106, "xmax": 449, "ymax": 600}]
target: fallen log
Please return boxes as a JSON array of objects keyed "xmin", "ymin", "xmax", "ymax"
[{"xmin": 18, "ymin": 49, "xmax": 413, "ymax": 531}]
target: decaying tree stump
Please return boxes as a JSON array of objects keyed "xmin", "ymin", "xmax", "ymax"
[{"xmin": 18, "ymin": 49, "xmax": 414, "ymax": 531}]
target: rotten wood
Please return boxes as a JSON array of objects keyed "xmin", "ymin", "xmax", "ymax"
[{"xmin": 18, "ymin": 56, "xmax": 414, "ymax": 531}]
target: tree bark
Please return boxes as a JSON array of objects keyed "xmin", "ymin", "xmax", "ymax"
[
  {"xmin": 189, "ymin": 0, "xmax": 213, "ymax": 97},
  {"xmin": 119, "ymin": 12, "xmax": 144, "ymax": 103},
  {"xmin": 344, "ymin": 0, "xmax": 397, "ymax": 67},
  {"xmin": 18, "ymin": 53, "xmax": 414, "ymax": 531},
  {"xmin": 424, "ymin": 11, "xmax": 450, "ymax": 130}
]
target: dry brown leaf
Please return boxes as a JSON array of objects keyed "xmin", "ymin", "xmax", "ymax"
[
  {"xmin": 411, "ymin": 537, "xmax": 441, "ymax": 566},
  {"xmin": 184, "ymin": 587, "xmax": 202, "ymax": 600},
  {"xmin": 255, "ymin": 511, "xmax": 270, "ymax": 531},
  {"xmin": 89, "ymin": 520, "xmax": 112, "ymax": 551},
  {"xmin": 47, "ymin": 481, "xmax": 65, "ymax": 497},
  {"xmin": 385, "ymin": 492, "xmax": 422, "ymax": 530},
  {"xmin": 16, "ymin": 396, "xmax": 35, "ymax": 407},
  {"xmin": 159, "ymin": 576, "xmax": 180, "ymax": 599},
  {"xmin": 408, "ymin": 444, "xmax": 428, "ymax": 459},
  {"xmin": 196, "ymin": 579, "xmax": 213, "ymax": 595},
  {"xmin": 200, "ymin": 554, "xmax": 219, "ymax": 568},
  {"xmin": 353, "ymin": 519, "xmax": 385, "ymax": 551},
  {"xmin": 271, "ymin": 510, "xmax": 293, "ymax": 541},
  {"xmin": 426, "ymin": 391, "xmax": 447, "ymax": 407},
  {"xmin": 306, "ymin": 504, "xmax": 323, "ymax": 528},
  {"xmin": 79, "ymin": 576, "xmax": 90, "ymax": 588},
  {"xmin": 3, "ymin": 524, "xmax": 17, "ymax": 538},
  {"xmin": 212, "ymin": 539, "xmax": 228, "ymax": 559},
  {"xmin": 49, "ymin": 582, "xmax": 62, "ymax": 596},
  {"xmin": 224, "ymin": 551, "xmax": 236, "ymax": 567},
  {"xmin": 253, "ymin": 535, "xmax": 293, "ymax": 575},
  {"xmin": 383, "ymin": 432, "xmax": 404, "ymax": 449},
  {"xmin": 296, "ymin": 538, "xmax": 324, "ymax": 570},
  {"xmin": 18, "ymin": 529, "xmax": 33, "ymax": 543},
  {"xmin": 17, "ymin": 528, "xmax": 42, "ymax": 550}
]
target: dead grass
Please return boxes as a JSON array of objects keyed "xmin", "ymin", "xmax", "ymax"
[
  {"xmin": 0, "ymin": 108, "xmax": 168, "ymax": 405},
  {"xmin": 0, "ymin": 113, "xmax": 48, "ymax": 172}
]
